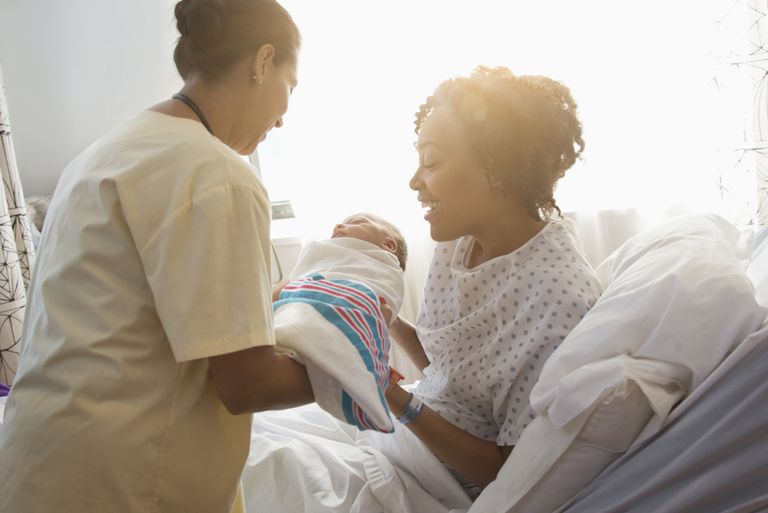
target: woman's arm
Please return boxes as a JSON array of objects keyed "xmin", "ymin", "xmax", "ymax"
[
  {"xmin": 209, "ymin": 345, "xmax": 314, "ymax": 415},
  {"xmin": 386, "ymin": 384, "xmax": 512, "ymax": 488},
  {"xmin": 389, "ymin": 316, "xmax": 430, "ymax": 372}
]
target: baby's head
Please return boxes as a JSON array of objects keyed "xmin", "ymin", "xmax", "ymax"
[{"xmin": 332, "ymin": 213, "xmax": 408, "ymax": 271}]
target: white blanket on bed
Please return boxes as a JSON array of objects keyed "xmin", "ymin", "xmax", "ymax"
[{"xmin": 243, "ymin": 403, "xmax": 473, "ymax": 513}]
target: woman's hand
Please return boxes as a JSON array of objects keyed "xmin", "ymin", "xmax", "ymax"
[
  {"xmin": 389, "ymin": 317, "xmax": 430, "ymax": 372},
  {"xmin": 384, "ymin": 369, "xmax": 511, "ymax": 489},
  {"xmin": 396, "ymin": 397, "xmax": 513, "ymax": 488},
  {"xmin": 385, "ymin": 380, "xmax": 412, "ymax": 418}
]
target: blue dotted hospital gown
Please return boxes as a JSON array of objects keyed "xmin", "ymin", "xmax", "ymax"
[{"xmin": 414, "ymin": 220, "xmax": 602, "ymax": 446}]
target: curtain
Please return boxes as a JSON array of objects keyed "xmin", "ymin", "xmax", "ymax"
[
  {"xmin": 711, "ymin": 0, "xmax": 768, "ymax": 224},
  {"xmin": 0, "ymin": 65, "xmax": 36, "ymax": 386}
]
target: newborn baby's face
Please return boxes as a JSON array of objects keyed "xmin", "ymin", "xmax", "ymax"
[{"xmin": 331, "ymin": 215, "xmax": 394, "ymax": 253}]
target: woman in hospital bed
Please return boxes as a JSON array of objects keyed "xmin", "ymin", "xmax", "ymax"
[{"xmin": 244, "ymin": 66, "xmax": 601, "ymax": 512}]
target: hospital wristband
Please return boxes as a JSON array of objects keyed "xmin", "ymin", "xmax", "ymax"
[{"xmin": 396, "ymin": 393, "xmax": 424, "ymax": 425}]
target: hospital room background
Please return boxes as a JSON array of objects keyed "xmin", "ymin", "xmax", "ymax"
[{"xmin": 0, "ymin": 0, "xmax": 764, "ymax": 382}]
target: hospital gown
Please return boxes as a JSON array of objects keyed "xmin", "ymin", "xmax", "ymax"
[{"xmin": 415, "ymin": 220, "xmax": 602, "ymax": 448}]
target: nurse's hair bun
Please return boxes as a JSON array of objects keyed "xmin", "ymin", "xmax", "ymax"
[
  {"xmin": 172, "ymin": 0, "xmax": 301, "ymax": 81},
  {"xmin": 174, "ymin": 0, "xmax": 224, "ymax": 48}
]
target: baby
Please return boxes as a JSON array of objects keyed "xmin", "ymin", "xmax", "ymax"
[
  {"xmin": 289, "ymin": 213, "xmax": 406, "ymax": 320},
  {"xmin": 272, "ymin": 213, "xmax": 407, "ymax": 432},
  {"xmin": 331, "ymin": 213, "xmax": 407, "ymax": 268}
]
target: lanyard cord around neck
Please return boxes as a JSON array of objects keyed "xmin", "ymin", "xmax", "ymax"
[{"xmin": 172, "ymin": 93, "xmax": 214, "ymax": 135}]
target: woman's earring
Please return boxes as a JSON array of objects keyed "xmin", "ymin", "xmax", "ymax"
[{"xmin": 252, "ymin": 75, "xmax": 264, "ymax": 85}]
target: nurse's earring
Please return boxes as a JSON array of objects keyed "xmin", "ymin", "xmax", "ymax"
[{"xmin": 251, "ymin": 75, "xmax": 264, "ymax": 85}]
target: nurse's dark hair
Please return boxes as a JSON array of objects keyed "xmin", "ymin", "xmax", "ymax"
[
  {"xmin": 414, "ymin": 66, "xmax": 584, "ymax": 221},
  {"xmin": 173, "ymin": 0, "xmax": 301, "ymax": 80}
]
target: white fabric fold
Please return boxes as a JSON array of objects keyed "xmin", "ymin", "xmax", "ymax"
[
  {"xmin": 243, "ymin": 404, "xmax": 472, "ymax": 513},
  {"xmin": 289, "ymin": 238, "xmax": 405, "ymax": 315},
  {"xmin": 531, "ymin": 214, "xmax": 767, "ymax": 430}
]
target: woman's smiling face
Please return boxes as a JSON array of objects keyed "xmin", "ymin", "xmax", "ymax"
[{"xmin": 409, "ymin": 106, "xmax": 496, "ymax": 242}]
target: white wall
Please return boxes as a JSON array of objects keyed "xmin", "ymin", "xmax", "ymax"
[{"xmin": 0, "ymin": 0, "xmax": 181, "ymax": 195}]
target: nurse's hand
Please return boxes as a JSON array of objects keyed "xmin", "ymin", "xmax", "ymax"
[
  {"xmin": 379, "ymin": 297, "xmax": 393, "ymax": 326},
  {"xmin": 271, "ymin": 279, "xmax": 289, "ymax": 302}
]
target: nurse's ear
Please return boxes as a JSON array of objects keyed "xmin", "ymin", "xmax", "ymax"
[{"xmin": 250, "ymin": 43, "xmax": 276, "ymax": 84}]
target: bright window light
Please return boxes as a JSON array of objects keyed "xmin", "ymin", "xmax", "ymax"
[{"xmin": 257, "ymin": 0, "xmax": 750, "ymax": 241}]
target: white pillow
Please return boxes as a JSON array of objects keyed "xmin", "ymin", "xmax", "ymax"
[
  {"xmin": 533, "ymin": 213, "xmax": 766, "ymax": 428},
  {"xmin": 469, "ymin": 213, "xmax": 767, "ymax": 513},
  {"xmin": 746, "ymin": 225, "xmax": 768, "ymax": 307},
  {"xmin": 471, "ymin": 379, "xmax": 652, "ymax": 513}
]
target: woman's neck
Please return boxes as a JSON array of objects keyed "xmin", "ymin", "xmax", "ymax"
[{"xmin": 466, "ymin": 216, "xmax": 547, "ymax": 268}]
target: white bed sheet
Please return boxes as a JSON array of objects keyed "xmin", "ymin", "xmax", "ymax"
[{"xmin": 242, "ymin": 403, "xmax": 472, "ymax": 513}]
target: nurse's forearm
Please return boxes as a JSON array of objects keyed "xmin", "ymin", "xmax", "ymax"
[
  {"xmin": 210, "ymin": 346, "xmax": 314, "ymax": 414},
  {"xmin": 389, "ymin": 317, "xmax": 430, "ymax": 371}
]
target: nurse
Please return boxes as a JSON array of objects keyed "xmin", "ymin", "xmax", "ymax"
[{"xmin": 0, "ymin": 1, "xmax": 311, "ymax": 512}]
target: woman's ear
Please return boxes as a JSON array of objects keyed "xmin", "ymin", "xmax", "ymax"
[{"xmin": 251, "ymin": 44, "xmax": 276, "ymax": 84}]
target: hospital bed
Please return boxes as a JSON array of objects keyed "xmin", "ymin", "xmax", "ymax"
[
  {"xmin": 241, "ymin": 213, "xmax": 768, "ymax": 513},
  {"xmin": 0, "ymin": 216, "xmax": 768, "ymax": 513},
  {"xmin": 551, "ymin": 223, "xmax": 768, "ymax": 513},
  {"xmin": 460, "ymin": 214, "xmax": 768, "ymax": 513}
]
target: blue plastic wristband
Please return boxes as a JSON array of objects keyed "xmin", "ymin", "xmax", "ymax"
[{"xmin": 396, "ymin": 393, "xmax": 424, "ymax": 425}]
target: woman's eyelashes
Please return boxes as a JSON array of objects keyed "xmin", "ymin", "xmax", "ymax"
[
  {"xmin": 420, "ymin": 149, "xmax": 443, "ymax": 169},
  {"xmin": 419, "ymin": 157, "xmax": 439, "ymax": 169}
]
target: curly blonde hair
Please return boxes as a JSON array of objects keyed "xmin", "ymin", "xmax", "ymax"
[{"xmin": 414, "ymin": 66, "xmax": 584, "ymax": 221}]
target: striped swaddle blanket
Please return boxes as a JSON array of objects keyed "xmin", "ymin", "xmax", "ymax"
[{"xmin": 273, "ymin": 273, "xmax": 394, "ymax": 432}]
